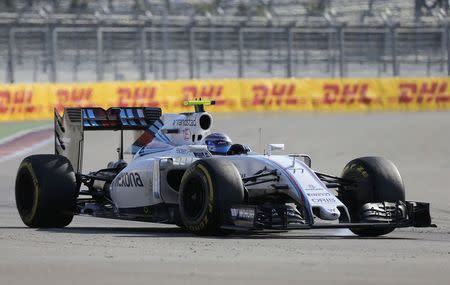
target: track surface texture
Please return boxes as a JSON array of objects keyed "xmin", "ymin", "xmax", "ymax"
[{"xmin": 1, "ymin": 112, "xmax": 449, "ymax": 285}]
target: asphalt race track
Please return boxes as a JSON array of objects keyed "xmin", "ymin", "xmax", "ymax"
[{"xmin": 1, "ymin": 111, "xmax": 449, "ymax": 285}]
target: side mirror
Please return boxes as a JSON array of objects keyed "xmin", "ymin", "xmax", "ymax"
[
  {"xmin": 288, "ymin": 154, "xmax": 312, "ymax": 168},
  {"xmin": 159, "ymin": 158, "xmax": 173, "ymax": 170},
  {"xmin": 267, "ymin": 144, "xmax": 285, "ymax": 155}
]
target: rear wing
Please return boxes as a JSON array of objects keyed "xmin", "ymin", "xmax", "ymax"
[{"xmin": 55, "ymin": 107, "xmax": 161, "ymax": 173}]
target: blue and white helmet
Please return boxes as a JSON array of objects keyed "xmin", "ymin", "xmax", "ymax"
[{"xmin": 205, "ymin": 133, "xmax": 232, "ymax": 155}]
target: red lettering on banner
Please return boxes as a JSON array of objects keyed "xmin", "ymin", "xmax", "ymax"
[
  {"xmin": 322, "ymin": 83, "xmax": 371, "ymax": 105},
  {"xmin": 251, "ymin": 83, "xmax": 298, "ymax": 106},
  {"xmin": 0, "ymin": 90, "xmax": 35, "ymax": 114},
  {"xmin": 56, "ymin": 88, "xmax": 93, "ymax": 112},
  {"xmin": 117, "ymin": 86, "xmax": 158, "ymax": 107},
  {"xmin": 399, "ymin": 82, "xmax": 450, "ymax": 104},
  {"xmin": 182, "ymin": 85, "xmax": 225, "ymax": 105},
  {"xmin": 0, "ymin": 91, "xmax": 10, "ymax": 113}
]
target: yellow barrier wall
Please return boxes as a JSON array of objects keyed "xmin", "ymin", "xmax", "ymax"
[{"xmin": 1, "ymin": 77, "xmax": 449, "ymax": 121}]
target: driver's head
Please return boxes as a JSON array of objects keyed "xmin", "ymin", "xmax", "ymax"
[{"xmin": 205, "ymin": 133, "xmax": 232, "ymax": 155}]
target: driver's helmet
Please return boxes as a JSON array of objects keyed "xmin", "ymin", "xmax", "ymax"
[{"xmin": 205, "ymin": 133, "xmax": 232, "ymax": 155}]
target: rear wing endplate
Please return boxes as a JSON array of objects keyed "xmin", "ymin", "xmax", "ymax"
[{"xmin": 54, "ymin": 107, "xmax": 161, "ymax": 173}]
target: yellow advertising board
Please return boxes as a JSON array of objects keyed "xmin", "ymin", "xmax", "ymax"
[{"xmin": 1, "ymin": 77, "xmax": 449, "ymax": 121}]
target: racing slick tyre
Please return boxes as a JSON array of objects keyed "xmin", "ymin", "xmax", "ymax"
[
  {"xmin": 15, "ymin": 154, "xmax": 78, "ymax": 228},
  {"xmin": 340, "ymin": 156, "xmax": 405, "ymax": 237},
  {"xmin": 178, "ymin": 158, "xmax": 244, "ymax": 235}
]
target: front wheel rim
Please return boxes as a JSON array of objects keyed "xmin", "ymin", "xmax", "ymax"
[{"xmin": 182, "ymin": 176, "xmax": 207, "ymax": 221}]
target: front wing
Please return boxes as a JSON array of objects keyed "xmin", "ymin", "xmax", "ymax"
[{"xmin": 225, "ymin": 201, "xmax": 434, "ymax": 232}]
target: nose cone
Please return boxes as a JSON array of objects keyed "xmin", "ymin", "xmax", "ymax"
[{"xmin": 319, "ymin": 206, "xmax": 341, "ymax": 220}]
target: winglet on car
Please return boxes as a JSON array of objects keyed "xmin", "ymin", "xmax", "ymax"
[
  {"xmin": 183, "ymin": 99, "xmax": 216, "ymax": 106},
  {"xmin": 184, "ymin": 99, "xmax": 216, "ymax": 113}
]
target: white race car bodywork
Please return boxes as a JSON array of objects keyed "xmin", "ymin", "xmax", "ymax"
[
  {"xmin": 91, "ymin": 105, "xmax": 351, "ymax": 224},
  {"xmin": 50, "ymin": 103, "xmax": 432, "ymax": 233},
  {"xmin": 99, "ymin": 106, "xmax": 348, "ymax": 223},
  {"xmin": 110, "ymin": 140, "xmax": 347, "ymax": 223},
  {"xmin": 228, "ymin": 155, "xmax": 345, "ymax": 221}
]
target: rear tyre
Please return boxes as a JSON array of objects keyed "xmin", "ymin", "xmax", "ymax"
[
  {"xmin": 15, "ymin": 154, "xmax": 78, "ymax": 228},
  {"xmin": 340, "ymin": 156, "xmax": 405, "ymax": 237},
  {"xmin": 178, "ymin": 158, "xmax": 244, "ymax": 235}
]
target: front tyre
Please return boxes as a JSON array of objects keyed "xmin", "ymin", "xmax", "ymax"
[
  {"xmin": 178, "ymin": 158, "xmax": 244, "ymax": 235},
  {"xmin": 340, "ymin": 156, "xmax": 405, "ymax": 237},
  {"xmin": 15, "ymin": 155, "xmax": 78, "ymax": 228}
]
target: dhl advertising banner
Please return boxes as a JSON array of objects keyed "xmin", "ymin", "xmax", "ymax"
[{"xmin": 1, "ymin": 77, "xmax": 450, "ymax": 121}]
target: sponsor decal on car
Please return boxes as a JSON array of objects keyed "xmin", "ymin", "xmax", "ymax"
[
  {"xmin": 230, "ymin": 206, "xmax": 256, "ymax": 227},
  {"xmin": 182, "ymin": 128, "xmax": 191, "ymax": 141},
  {"xmin": 306, "ymin": 192, "xmax": 332, "ymax": 197},
  {"xmin": 304, "ymin": 184, "xmax": 324, "ymax": 192},
  {"xmin": 172, "ymin": 119, "xmax": 196, "ymax": 127},
  {"xmin": 193, "ymin": 151, "xmax": 211, "ymax": 158},
  {"xmin": 176, "ymin": 148, "xmax": 191, "ymax": 155},
  {"xmin": 310, "ymin": 197, "xmax": 337, "ymax": 204},
  {"xmin": 231, "ymin": 208, "xmax": 255, "ymax": 220},
  {"xmin": 112, "ymin": 172, "xmax": 144, "ymax": 188}
]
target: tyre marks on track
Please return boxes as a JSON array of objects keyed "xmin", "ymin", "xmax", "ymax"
[{"xmin": 0, "ymin": 128, "xmax": 53, "ymax": 163}]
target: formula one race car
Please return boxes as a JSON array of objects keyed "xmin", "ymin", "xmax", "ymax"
[{"xmin": 15, "ymin": 100, "xmax": 434, "ymax": 236}]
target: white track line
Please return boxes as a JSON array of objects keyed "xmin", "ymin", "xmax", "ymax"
[{"xmin": 0, "ymin": 127, "xmax": 53, "ymax": 164}]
